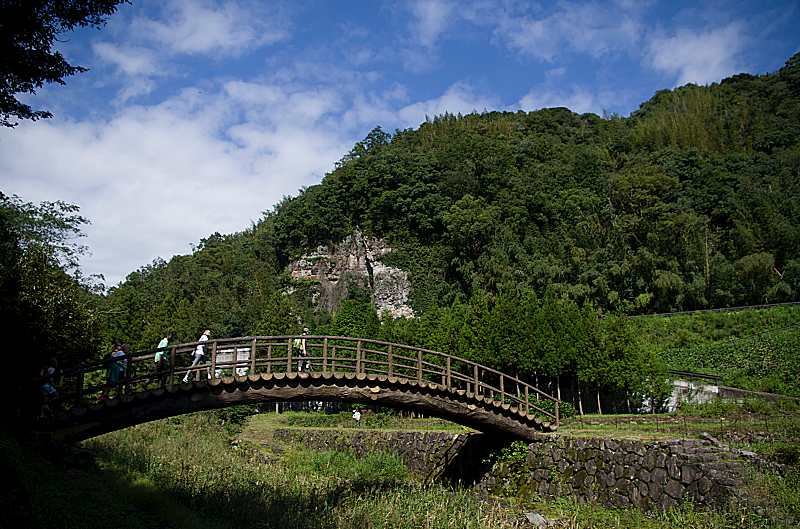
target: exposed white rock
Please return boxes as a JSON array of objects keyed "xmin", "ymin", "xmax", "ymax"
[{"xmin": 289, "ymin": 230, "xmax": 414, "ymax": 318}]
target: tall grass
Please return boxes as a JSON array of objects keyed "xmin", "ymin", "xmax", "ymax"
[{"xmin": 84, "ymin": 412, "xmax": 524, "ymax": 529}]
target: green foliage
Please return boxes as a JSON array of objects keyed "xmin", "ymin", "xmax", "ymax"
[
  {"xmin": 636, "ymin": 305, "xmax": 800, "ymax": 395},
  {"xmin": 1, "ymin": 1, "xmax": 126, "ymax": 127},
  {"xmin": 0, "ymin": 193, "xmax": 103, "ymax": 423},
  {"xmin": 86, "ymin": 52, "xmax": 800, "ymax": 413}
]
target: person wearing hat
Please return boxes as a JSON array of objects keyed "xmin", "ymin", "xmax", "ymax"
[{"xmin": 183, "ymin": 329, "xmax": 211, "ymax": 383}]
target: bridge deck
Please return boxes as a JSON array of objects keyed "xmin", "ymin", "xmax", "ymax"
[{"xmin": 47, "ymin": 336, "xmax": 560, "ymax": 441}]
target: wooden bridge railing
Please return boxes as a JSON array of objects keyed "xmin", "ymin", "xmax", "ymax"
[{"xmin": 56, "ymin": 336, "xmax": 560, "ymax": 425}]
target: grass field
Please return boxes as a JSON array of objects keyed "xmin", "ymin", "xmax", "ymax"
[{"xmin": 3, "ymin": 402, "xmax": 799, "ymax": 528}]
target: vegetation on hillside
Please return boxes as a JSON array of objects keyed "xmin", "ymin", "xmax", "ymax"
[
  {"xmin": 92, "ymin": 55, "xmax": 800, "ymax": 406},
  {"xmin": 4, "ymin": 55, "xmax": 800, "ymax": 421}
]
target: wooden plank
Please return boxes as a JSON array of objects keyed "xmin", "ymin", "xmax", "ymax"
[
  {"xmin": 322, "ymin": 337, "xmax": 328, "ymax": 373},
  {"xmin": 210, "ymin": 340, "xmax": 218, "ymax": 377},
  {"xmin": 168, "ymin": 346, "xmax": 176, "ymax": 389},
  {"xmin": 525, "ymin": 385, "xmax": 529, "ymax": 415}
]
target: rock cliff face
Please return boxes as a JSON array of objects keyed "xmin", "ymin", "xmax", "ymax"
[{"xmin": 289, "ymin": 230, "xmax": 414, "ymax": 318}]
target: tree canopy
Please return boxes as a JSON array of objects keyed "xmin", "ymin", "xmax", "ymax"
[{"xmin": 0, "ymin": 0, "xmax": 126, "ymax": 127}]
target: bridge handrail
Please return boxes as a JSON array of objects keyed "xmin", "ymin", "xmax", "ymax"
[{"xmin": 56, "ymin": 335, "xmax": 560, "ymax": 424}]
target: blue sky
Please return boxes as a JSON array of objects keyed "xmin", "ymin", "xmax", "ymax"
[{"xmin": 1, "ymin": 0, "xmax": 798, "ymax": 286}]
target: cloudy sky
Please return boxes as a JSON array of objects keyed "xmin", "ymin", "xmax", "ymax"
[{"xmin": 1, "ymin": 0, "xmax": 798, "ymax": 287}]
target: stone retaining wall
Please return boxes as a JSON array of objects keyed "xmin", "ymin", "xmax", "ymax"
[
  {"xmin": 480, "ymin": 435, "xmax": 748, "ymax": 510},
  {"xmin": 268, "ymin": 428, "xmax": 752, "ymax": 511}
]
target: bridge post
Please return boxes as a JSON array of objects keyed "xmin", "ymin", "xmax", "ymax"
[
  {"xmin": 473, "ymin": 364, "xmax": 479, "ymax": 395},
  {"xmin": 524, "ymin": 385, "xmax": 529, "ymax": 415},
  {"xmin": 250, "ymin": 338, "xmax": 257, "ymax": 373},
  {"xmin": 331, "ymin": 346, "xmax": 337, "ymax": 373},
  {"xmin": 417, "ymin": 350, "xmax": 422, "ymax": 382},
  {"xmin": 356, "ymin": 340, "xmax": 362, "ymax": 374},
  {"xmin": 322, "ymin": 338, "xmax": 328, "ymax": 374},
  {"xmin": 555, "ymin": 401, "xmax": 560, "ymax": 426},
  {"xmin": 387, "ymin": 344, "xmax": 393, "ymax": 376},
  {"xmin": 500, "ymin": 375, "xmax": 505, "ymax": 402},
  {"xmin": 287, "ymin": 338, "xmax": 293, "ymax": 374},
  {"xmin": 266, "ymin": 344, "xmax": 272, "ymax": 373},
  {"xmin": 210, "ymin": 341, "xmax": 218, "ymax": 378},
  {"xmin": 168, "ymin": 346, "xmax": 176, "ymax": 389},
  {"xmin": 446, "ymin": 357, "xmax": 451, "ymax": 389}
]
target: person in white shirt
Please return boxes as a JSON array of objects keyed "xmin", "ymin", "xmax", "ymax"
[{"xmin": 183, "ymin": 330, "xmax": 211, "ymax": 383}]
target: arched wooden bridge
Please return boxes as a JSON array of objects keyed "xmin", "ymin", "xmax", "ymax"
[{"xmin": 45, "ymin": 336, "xmax": 560, "ymax": 442}]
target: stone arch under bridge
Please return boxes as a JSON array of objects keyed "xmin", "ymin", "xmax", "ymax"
[{"xmin": 43, "ymin": 336, "xmax": 560, "ymax": 442}]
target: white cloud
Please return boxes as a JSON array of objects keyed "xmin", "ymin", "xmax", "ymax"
[
  {"xmin": 646, "ymin": 23, "xmax": 746, "ymax": 85},
  {"xmin": 409, "ymin": 0, "xmax": 454, "ymax": 48},
  {"xmin": 490, "ymin": 1, "xmax": 644, "ymax": 61},
  {"xmin": 134, "ymin": 0, "xmax": 289, "ymax": 56},
  {"xmin": 93, "ymin": 42, "xmax": 160, "ymax": 77},
  {"xmin": 116, "ymin": 79, "xmax": 157, "ymax": 104},
  {"xmin": 0, "ymin": 84, "xmax": 350, "ymax": 286}
]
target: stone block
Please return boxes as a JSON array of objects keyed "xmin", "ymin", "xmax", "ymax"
[
  {"xmin": 697, "ymin": 477, "xmax": 712, "ymax": 495},
  {"xmin": 665, "ymin": 479, "xmax": 683, "ymax": 499},
  {"xmin": 651, "ymin": 468, "xmax": 667, "ymax": 485},
  {"xmin": 667, "ymin": 456, "xmax": 681, "ymax": 481},
  {"xmin": 624, "ymin": 465, "xmax": 635, "ymax": 480},
  {"xmin": 660, "ymin": 495, "xmax": 677, "ymax": 511},
  {"xmin": 638, "ymin": 468, "xmax": 651, "ymax": 483},
  {"xmin": 643, "ymin": 452, "xmax": 656, "ymax": 471},
  {"xmin": 638, "ymin": 480, "xmax": 649, "ymax": 497},
  {"xmin": 681, "ymin": 464, "xmax": 699, "ymax": 484},
  {"xmin": 648, "ymin": 481, "xmax": 660, "ymax": 498}
]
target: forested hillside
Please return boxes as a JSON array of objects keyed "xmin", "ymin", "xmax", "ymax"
[{"xmin": 6, "ymin": 55, "xmax": 800, "ymax": 420}]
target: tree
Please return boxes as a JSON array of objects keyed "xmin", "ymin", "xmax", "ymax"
[
  {"xmin": 0, "ymin": 192, "xmax": 102, "ymax": 426},
  {"xmin": 1, "ymin": 0, "xmax": 126, "ymax": 127}
]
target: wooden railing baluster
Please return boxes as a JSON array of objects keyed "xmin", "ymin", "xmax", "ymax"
[
  {"xmin": 210, "ymin": 340, "xmax": 218, "ymax": 378},
  {"xmin": 322, "ymin": 337, "xmax": 328, "ymax": 373},
  {"xmin": 266, "ymin": 344, "xmax": 272, "ymax": 373},
  {"xmin": 168, "ymin": 346, "xmax": 176, "ymax": 389},
  {"xmin": 387, "ymin": 344, "xmax": 393, "ymax": 376},
  {"xmin": 287, "ymin": 337, "xmax": 293, "ymax": 374},
  {"xmin": 250, "ymin": 338, "xmax": 257, "ymax": 374},
  {"xmin": 525, "ymin": 385, "xmax": 529, "ymax": 415}
]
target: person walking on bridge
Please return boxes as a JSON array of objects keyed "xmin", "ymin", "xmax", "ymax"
[
  {"xmin": 153, "ymin": 332, "xmax": 172, "ymax": 388},
  {"xmin": 183, "ymin": 330, "xmax": 211, "ymax": 383},
  {"xmin": 295, "ymin": 328, "xmax": 309, "ymax": 372}
]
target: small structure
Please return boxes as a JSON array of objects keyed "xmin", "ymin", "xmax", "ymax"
[{"xmin": 214, "ymin": 347, "xmax": 250, "ymax": 377}]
